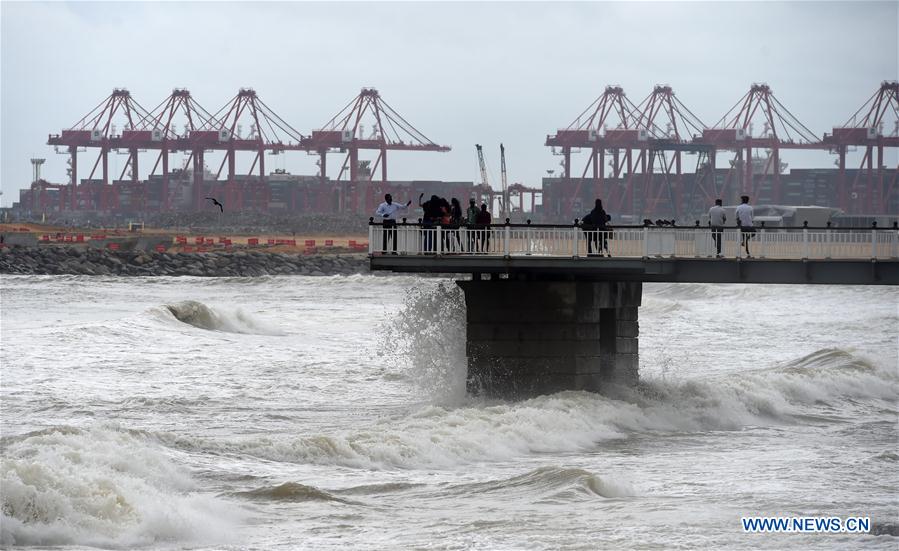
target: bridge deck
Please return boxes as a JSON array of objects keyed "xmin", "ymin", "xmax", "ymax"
[{"xmin": 368, "ymin": 224, "xmax": 899, "ymax": 285}]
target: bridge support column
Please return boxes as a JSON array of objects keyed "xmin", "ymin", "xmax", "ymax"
[{"xmin": 457, "ymin": 279, "xmax": 641, "ymax": 398}]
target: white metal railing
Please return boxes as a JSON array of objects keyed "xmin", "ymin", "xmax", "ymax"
[{"xmin": 368, "ymin": 223, "xmax": 899, "ymax": 260}]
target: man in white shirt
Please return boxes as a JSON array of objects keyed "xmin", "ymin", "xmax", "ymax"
[
  {"xmin": 735, "ymin": 195, "xmax": 755, "ymax": 257},
  {"xmin": 708, "ymin": 198, "xmax": 726, "ymax": 257},
  {"xmin": 374, "ymin": 193, "xmax": 411, "ymax": 253}
]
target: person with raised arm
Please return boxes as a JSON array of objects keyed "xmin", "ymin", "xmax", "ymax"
[{"xmin": 374, "ymin": 193, "xmax": 411, "ymax": 254}]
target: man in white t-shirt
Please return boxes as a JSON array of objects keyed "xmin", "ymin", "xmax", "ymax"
[
  {"xmin": 735, "ymin": 195, "xmax": 755, "ymax": 257},
  {"xmin": 708, "ymin": 198, "xmax": 726, "ymax": 257},
  {"xmin": 374, "ymin": 193, "xmax": 411, "ymax": 253}
]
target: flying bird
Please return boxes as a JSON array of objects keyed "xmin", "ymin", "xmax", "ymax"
[{"xmin": 205, "ymin": 197, "xmax": 224, "ymax": 213}]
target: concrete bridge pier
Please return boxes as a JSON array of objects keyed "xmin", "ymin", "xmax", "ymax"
[{"xmin": 456, "ymin": 279, "xmax": 641, "ymax": 398}]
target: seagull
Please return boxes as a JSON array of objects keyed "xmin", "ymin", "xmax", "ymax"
[{"xmin": 205, "ymin": 197, "xmax": 224, "ymax": 213}]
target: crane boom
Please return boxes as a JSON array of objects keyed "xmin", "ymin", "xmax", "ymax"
[
  {"xmin": 475, "ymin": 144, "xmax": 489, "ymax": 189},
  {"xmin": 500, "ymin": 143, "xmax": 508, "ymax": 218}
]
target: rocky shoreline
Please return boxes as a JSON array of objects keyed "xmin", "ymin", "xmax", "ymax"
[{"xmin": 0, "ymin": 246, "xmax": 371, "ymax": 277}]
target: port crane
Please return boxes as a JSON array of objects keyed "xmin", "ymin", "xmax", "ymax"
[
  {"xmin": 476, "ymin": 143, "xmax": 510, "ymax": 217},
  {"xmin": 500, "ymin": 143, "xmax": 508, "ymax": 219},
  {"xmin": 475, "ymin": 143, "xmax": 489, "ymax": 187}
]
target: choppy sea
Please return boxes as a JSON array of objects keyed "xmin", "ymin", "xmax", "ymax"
[{"xmin": 1, "ymin": 275, "xmax": 897, "ymax": 549}]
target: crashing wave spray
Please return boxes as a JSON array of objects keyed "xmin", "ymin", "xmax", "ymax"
[{"xmin": 382, "ymin": 280, "xmax": 468, "ymax": 404}]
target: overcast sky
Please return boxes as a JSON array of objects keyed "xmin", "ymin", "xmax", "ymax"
[{"xmin": 1, "ymin": 1, "xmax": 896, "ymax": 206}]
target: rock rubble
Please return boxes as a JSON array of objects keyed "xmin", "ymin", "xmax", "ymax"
[{"xmin": 0, "ymin": 246, "xmax": 370, "ymax": 277}]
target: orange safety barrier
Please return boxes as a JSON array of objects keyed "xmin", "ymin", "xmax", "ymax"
[
  {"xmin": 75, "ymin": 235, "xmax": 84, "ymax": 243},
  {"xmin": 204, "ymin": 238, "xmax": 215, "ymax": 245},
  {"xmin": 155, "ymin": 245, "xmax": 167, "ymax": 252},
  {"xmin": 305, "ymin": 240, "xmax": 315, "ymax": 247},
  {"xmin": 325, "ymin": 239, "xmax": 334, "ymax": 247},
  {"xmin": 175, "ymin": 236, "xmax": 187, "ymax": 244},
  {"xmin": 41, "ymin": 235, "xmax": 50, "ymax": 241},
  {"xmin": 247, "ymin": 238, "xmax": 259, "ymax": 246},
  {"xmin": 348, "ymin": 240, "xmax": 357, "ymax": 247},
  {"xmin": 107, "ymin": 243, "xmax": 120, "ymax": 251},
  {"xmin": 267, "ymin": 239, "xmax": 276, "ymax": 245},
  {"xmin": 195, "ymin": 236, "xmax": 205, "ymax": 244}
]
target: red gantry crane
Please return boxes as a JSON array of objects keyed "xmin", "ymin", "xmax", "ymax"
[
  {"xmin": 135, "ymin": 88, "xmax": 218, "ymax": 210},
  {"xmin": 47, "ymin": 89, "xmax": 154, "ymax": 211},
  {"xmin": 545, "ymin": 85, "xmax": 642, "ymax": 217},
  {"xmin": 546, "ymin": 85, "xmax": 710, "ymax": 219},
  {"xmin": 200, "ymin": 88, "xmax": 308, "ymax": 211},
  {"xmin": 626, "ymin": 85, "xmax": 709, "ymax": 218},
  {"xmin": 307, "ymin": 88, "xmax": 451, "ymax": 185},
  {"xmin": 705, "ymin": 83, "xmax": 823, "ymax": 205},
  {"xmin": 824, "ymin": 80, "xmax": 899, "ymax": 214}
]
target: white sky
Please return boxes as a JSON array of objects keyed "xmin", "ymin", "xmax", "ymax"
[{"xmin": 1, "ymin": 1, "xmax": 897, "ymax": 206}]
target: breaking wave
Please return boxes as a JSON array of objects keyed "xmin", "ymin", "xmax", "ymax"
[
  {"xmin": 232, "ymin": 482, "xmax": 355, "ymax": 504},
  {"xmin": 160, "ymin": 300, "xmax": 284, "ymax": 335},
  {"xmin": 151, "ymin": 347, "xmax": 896, "ymax": 471},
  {"xmin": 0, "ymin": 426, "xmax": 241, "ymax": 547},
  {"xmin": 443, "ymin": 467, "xmax": 635, "ymax": 501}
]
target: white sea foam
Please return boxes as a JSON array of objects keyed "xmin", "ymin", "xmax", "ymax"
[
  {"xmin": 0, "ymin": 426, "xmax": 242, "ymax": 547},
  {"xmin": 151, "ymin": 347, "xmax": 897, "ymax": 472}
]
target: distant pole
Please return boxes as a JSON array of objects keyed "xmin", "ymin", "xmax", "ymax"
[{"xmin": 30, "ymin": 158, "xmax": 46, "ymax": 183}]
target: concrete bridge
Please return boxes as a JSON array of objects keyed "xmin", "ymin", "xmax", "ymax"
[{"xmin": 369, "ymin": 222, "xmax": 899, "ymax": 397}]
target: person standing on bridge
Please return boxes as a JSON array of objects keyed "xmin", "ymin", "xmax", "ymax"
[
  {"xmin": 475, "ymin": 203, "xmax": 492, "ymax": 252},
  {"xmin": 419, "ymin": 193, "xmax": 442, "ymax": 253},
  {"xmin": 582, "ymin": 199, "xmax": 609, "ymax": 256},
  {"xmin": 708, "ymin": 198, "xmax": 726, "ymax": 258},
  {"xmin": 735, "ymin": 195, "xmax": 755, "ymax": 257},
  {"xmin": 375, "ymin": 193, "xmax": 411, "ymax": 254},
  {"xmin": 466, "ymin": 198, "xmax": 479, "ymax": 251},
  {"xmin": 447, "ymin": 198, "xmax": 464, "ymax": 252}
]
